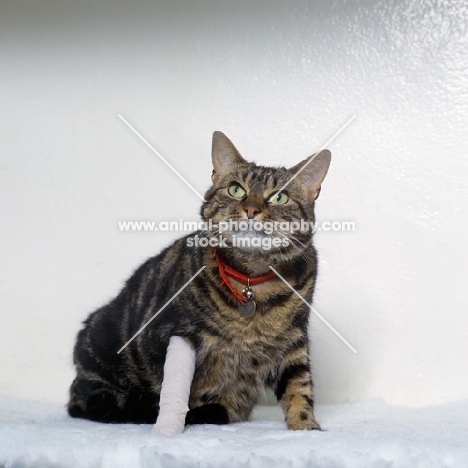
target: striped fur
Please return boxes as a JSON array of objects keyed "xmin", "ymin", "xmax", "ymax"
[{"xmin": 68, "ymin": 132, "xmax": 331, "ymax": 430}]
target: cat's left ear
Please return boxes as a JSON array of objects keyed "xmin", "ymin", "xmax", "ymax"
[
  {"xmin": 289, "ymin": 150, "xmax": 331, "ymax": 200},
  {"xmin": 211, "ymin": 131, "xmax": 247, "ymax": 182}
]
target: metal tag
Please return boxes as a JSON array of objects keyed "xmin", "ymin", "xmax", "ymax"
[{"xmin": 238, "ymin": 300, "xmax": 256, "ymax": 317}]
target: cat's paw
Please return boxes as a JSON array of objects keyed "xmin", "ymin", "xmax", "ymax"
[{"xmin": 287, "ymin": 411, "xmax": 321, "ymax": 431}]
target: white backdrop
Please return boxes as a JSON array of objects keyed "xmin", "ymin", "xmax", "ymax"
[{"xmin": 1, "ymin": 0, "xmax": 467, "ymax": 407}]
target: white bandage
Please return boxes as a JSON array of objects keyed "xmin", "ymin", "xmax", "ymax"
[{"xmin": 151, "ymin": 335, "xmax": 196, "ymax": 436}]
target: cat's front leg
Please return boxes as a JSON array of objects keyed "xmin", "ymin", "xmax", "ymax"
[
  {"xmin": 152, "ymin": 336, "xmax": 196, "ymax": 436},
  {"xmin": 275, "ymin": 353, "xmax": 321, "ymax": 431}
]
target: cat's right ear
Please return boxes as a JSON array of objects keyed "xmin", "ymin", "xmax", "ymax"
[{"xmin": 211, "ymin": 131, "xmax": 247, "ymax": 182}]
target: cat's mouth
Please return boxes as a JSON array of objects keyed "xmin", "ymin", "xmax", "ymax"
[
  {"xmin": 217, "ymin": 219, "xmax": 276, "ymax": 235},
  {"xmin": 207, "ymin": 218, "xmax": 310, "ymax": 252},
  {"xmin": 227, "ymin": 229, "xmax": 269, "ymax": 238}
]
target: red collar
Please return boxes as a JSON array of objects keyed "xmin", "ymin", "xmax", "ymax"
[{"xmin": 213, "ymin": 249, "xmax": 278, "ymax": 303}]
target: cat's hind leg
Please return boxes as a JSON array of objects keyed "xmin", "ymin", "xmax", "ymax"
[
  {"xmin": 68, "ymin": 377, "xmax": 124, "ymax": 423},
  {"xmin": 68, "ymin": 377, "xmax": 158, "ymax": 424}
]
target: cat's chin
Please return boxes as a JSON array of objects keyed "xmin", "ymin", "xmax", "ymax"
[
  {"xmin": 214, "ymin": 242, "xmax": 305, "ymax": 277},
  {"xmin": 218, "ymin": 231, "xmax": 289, "ymax": 253}
]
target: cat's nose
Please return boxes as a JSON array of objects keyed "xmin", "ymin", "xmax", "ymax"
[{"xmin": 243, "ymin": 205, "xmax": 261, "ymax": 219}]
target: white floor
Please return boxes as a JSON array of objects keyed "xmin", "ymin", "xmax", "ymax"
[{"xmin": 1, "ymin": 396, "xmax": 467, "ymax": 468}]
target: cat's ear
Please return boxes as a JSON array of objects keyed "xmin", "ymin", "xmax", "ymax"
[
  {"xmin": 211, "ymin": 131, "xmax": 247, "ymax": 182},
  {"xmin": 289, "ymin": 150, "xmax": 331, "ymax": 200}
]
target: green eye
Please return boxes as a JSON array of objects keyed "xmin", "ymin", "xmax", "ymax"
[
  {"xmin": 269, "ymin": 192, "xmax": 289, "ymax": 205},
  {"xmin": 228, "ymin": 184, "xmax": 246, "ymax": 198}
]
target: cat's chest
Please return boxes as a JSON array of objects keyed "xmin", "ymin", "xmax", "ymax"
[
  {"xmin": 197, "ymin": 311, "xmax": 295, "ymax": 364},
  {"xmin": 195, "ymin": 332, "xmax": 285, "ymax": 384},
  {"xmin": 214, "ymin": 298, "xmax": 305, "ymax": 348}
]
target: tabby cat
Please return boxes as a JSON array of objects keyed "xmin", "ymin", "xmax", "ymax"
[{"xmin": 68, "ymin": 131, "xmax": 331, "ymax": 430}]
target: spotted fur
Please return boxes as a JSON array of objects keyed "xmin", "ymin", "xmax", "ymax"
[{"xmin": 68, "ymin": 132, "xmax": 331, "ymax": 430}]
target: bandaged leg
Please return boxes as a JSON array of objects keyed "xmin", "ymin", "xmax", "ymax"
[{"xmin": 152, "ymin": 335, "xmax": 196, "ymax": 436}]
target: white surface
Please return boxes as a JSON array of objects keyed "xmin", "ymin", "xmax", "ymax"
[
  {"xmin": 1, "ymin": 397, "xmax": 467, "ymax": 468},
  {"xmin": 1, "ymin": 1, "xmax": 468, "ymax": 407},
  {"xmin": 152, "ymin": 336, "xmax": 196, "ymax": 436}
]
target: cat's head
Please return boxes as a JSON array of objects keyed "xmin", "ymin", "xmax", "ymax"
[{"xmin": 201, "ymin": 131, "xmax": 331, "ymax": 256}]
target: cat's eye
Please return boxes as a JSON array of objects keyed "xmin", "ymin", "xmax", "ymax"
[
  {"xmin": 268, "ymin": 192, "xmax": 289, "ymax": 205},
  {"xmin": 228, "ymin": 184, "xmax": 246, "ymax": 198}
]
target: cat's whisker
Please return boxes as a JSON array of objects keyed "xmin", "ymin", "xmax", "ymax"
[
  {"xmin": 286, "ymin": 232, "xmax": 309, "ymax": 249},
  {"xmin": 277, "ymin": 230, "xmax": 312, "ymax": 260},
  {"xmin": 276, "ymin": 231, "xmax": 302, "ymax": 253}
]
